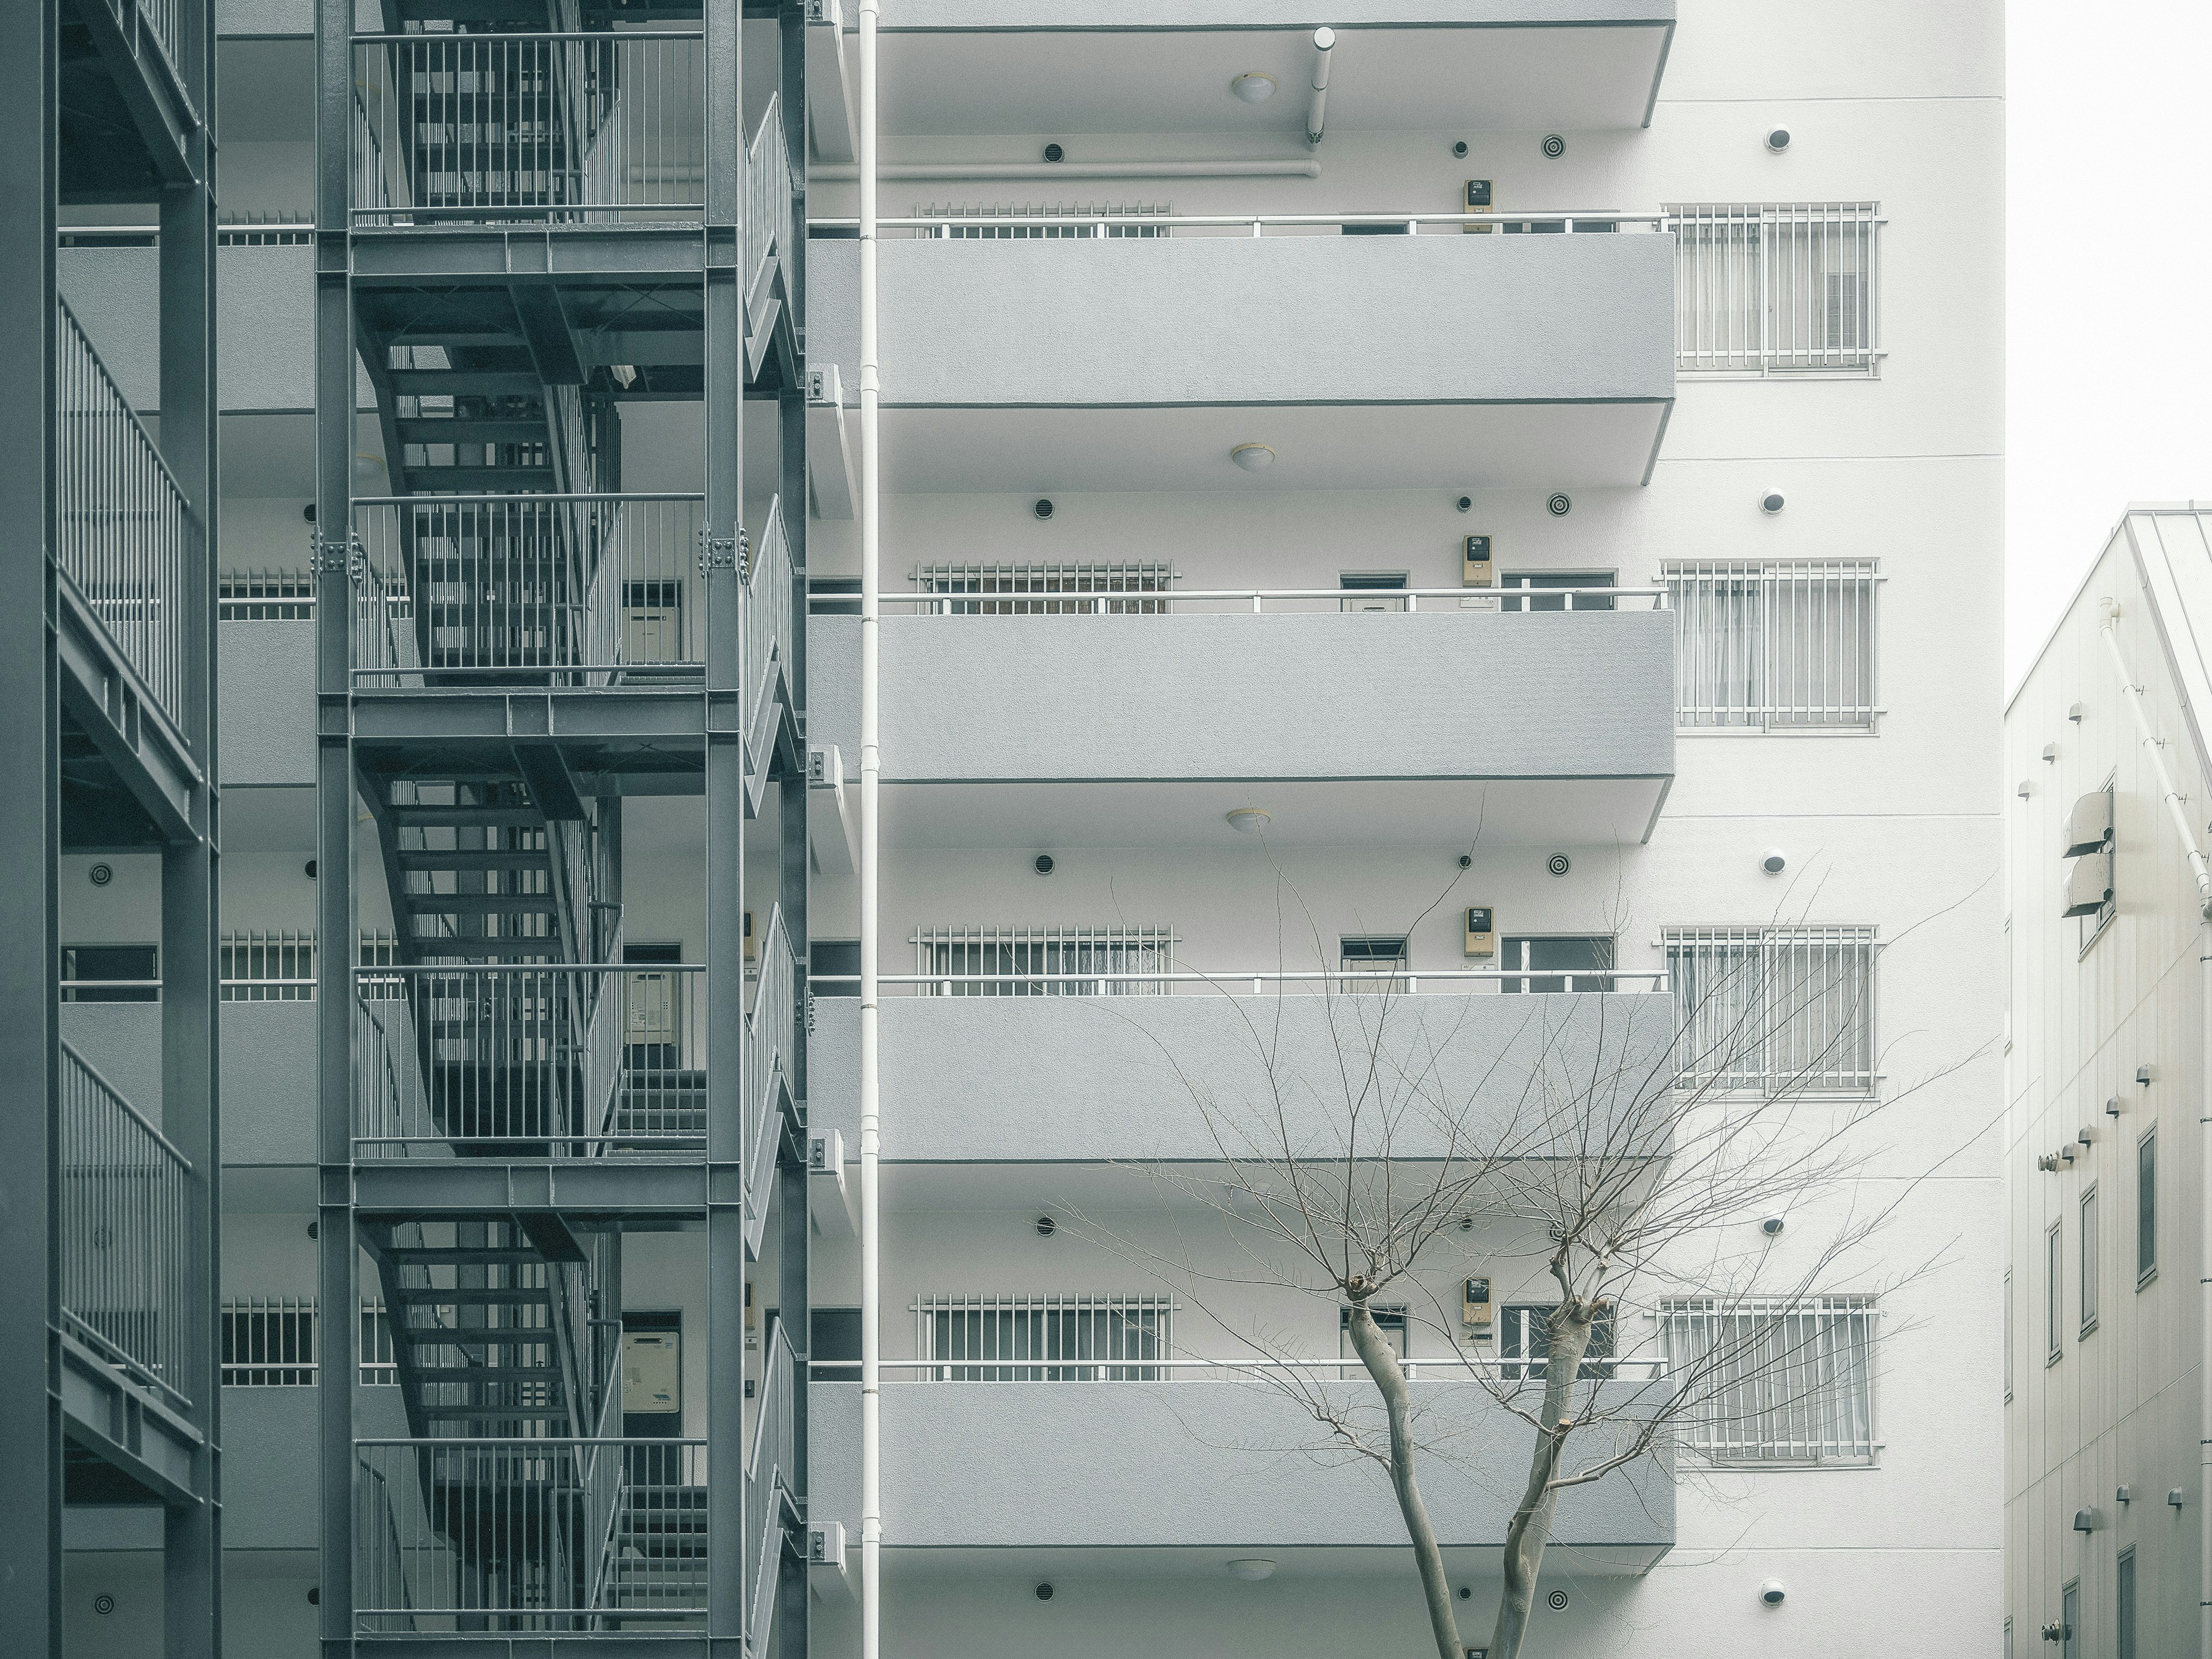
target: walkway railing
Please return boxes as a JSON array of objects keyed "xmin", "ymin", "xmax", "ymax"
[
  {"xmin": 884, "ymin": 584, "xmax": 1664, "ymax": 615},
  {"xmin": 812, "ymin": 209, "xmax": 1668, "ymax": 238},
  {"xmin": 58, "ymin": 296, "xmax": 190, "ymax": 732},
  {"xmin": 743, "ymin": 907, "xmax": 796, "ymax": 1243},
  {"xmin": 851, "ymin": 1354, "xmax": 1669, "ymax": 1382},
  {"xmin": 351, "ymin": 32, "xmax": 706, "ymax": 227},
  {"xmin": 814, "ymin": 968, "xmax": 1669, "ymax": 998},
  {"xmin": 354, "ymin": 963, "xmax": 708, "ymax": 1157},
  {"xmin": 744, "ymin": 1324, "xmax": 796, "ymax": 1655},
  {"xmin": 352, "ymin": 494, "xmax": 706, "ymax": 687},
  {"xmin": 61, "ymin": 1041, "xmax": 193, "ymax": 1408},
  {"xmin": 355, "ymin": 1437, "xmax": 707, "ymax": 1630}
]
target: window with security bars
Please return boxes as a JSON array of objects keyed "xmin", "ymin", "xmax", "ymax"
[
  {"xmin": 1499, "ymin": 1303, "xmax": 1616, "ymax": 1381},
  {"xmin": 1667, "ymin": 561, "xmax": 1877, "ymax": 730},
  {"xmin": 913, "ymin": 926, "xmax": 1174, "ymax": 994},
  {"xmin": 913, "ymin": 561, "xmax": 1176, "ymax": 615},
  {"xmin": 916, "ymin": 1294, "xmax": 1172, "ymax": 1380},
  {"xmin": 1660, "ymin": 1297, "xmax": 1878, "ymax": 1465},
  {"xmin": 1668, "ymin": 202, "xmax": 1879, "ymax": 374},
  {"xmin": 219, "ymin": 1298, "xmax": 397, "ymax": 1386},
  {"xmin": 920, "ymin": 201, "xmax": 1171, "ymax": 238},
  {"xmin": 219, "ymin": 568, "xmax": 315, "ymax": 619},
  {"xmin": 221, "ymin": 931, "xmax": 316, "ymax": 1002},
  {"xmin": 1666, "ymin": 926, "xmax": 1877, "ymax": 1095}
]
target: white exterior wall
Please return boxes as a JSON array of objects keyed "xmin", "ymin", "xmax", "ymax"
[
  {"xmin": 156, "ymin": 0, "xmax": 2003, "ymax": 1651},
  {"xmin": 2005, "ymin": 515, "xmax": 2212, "ymax": 1658}
]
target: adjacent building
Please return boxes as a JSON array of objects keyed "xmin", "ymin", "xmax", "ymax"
[
  {"xmin": 2006, "ymin": 507, "xmax": 2212, "ymax": 1658},
  {"xmin": 18, "ymin": 2, "xmax": 2004, "ymax": 1656}
]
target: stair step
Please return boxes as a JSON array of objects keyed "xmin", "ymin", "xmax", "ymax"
[
  {"xmin": 418, "ymin": 1406, "xmax": 573, "ymax": 1421},
  {"xmin": 408, "ymin": 467, "xmax": 563, "ymax": 491},
  {"xmin": 395, "ymin": 419, "xmax": 548, "ymax": 445},
  {"xmin": 388, "ymin": 370, "xmax": 545, "ymax": 398},
  {"xmin": 398, "ymin": 851, "xmax": 550, "ymax": 871},
  {"xmin": 388, "ymin": 806, "xmax": 546, "ymax": 828},
  {"xmin": 416, "ymin": 1365, "xmax": 565, "ymax": 1380},
  {"xmin": 411, "ymin": 941, "xmax": 569, "ymax": 961},
  {"xmin": 383, "ymin": 1247, "xmax": 547, "ymax": 1266},
  {"xmin": 402, "ymin": 893, "xmax": 560, "ymax": 915},
  {"xmin": 396, "ymin": 1288, "xmax": 554, "ymax": 1306}
]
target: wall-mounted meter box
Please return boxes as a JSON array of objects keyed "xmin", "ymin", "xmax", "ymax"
[
  {"xmin": 622, "ymin": 1328, "xmax": 681, "ymax": 1417},
  {"xmin": 1462, "ymin": 1277, "xmax": 1494, "ymax": 1332},
  {"xmin": 1465, "ymin": 907, "xmax": 1495, "ymax": 957},
  {"xmin": 1464, "ymin": 178, "xmax": 1493, "ymax": 233},
  {"xmin": 1462, "ymin": 535, "xmax": 1493, "ymax": 587}
]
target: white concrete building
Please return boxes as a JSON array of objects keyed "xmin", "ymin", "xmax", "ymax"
[
  {"xmin": 33, "ymin": 2, "xmax": 2003, "ymax": 1656},
  {"xmin": 2005, "ymin": 508, "xmax": 2212, "ymax": 1659}
]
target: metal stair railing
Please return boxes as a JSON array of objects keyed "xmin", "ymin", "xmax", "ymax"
[
  {"xmin": 744, "ymin": 495, "xmax": 793, "ymax": 743},
  {"xmin": 745, "ymin": 90, "xmax": 791, "ymax": 304},
  {"xmin": 744, "ymin": 1320, "xmax": 796, "ymax": 1654},
  {"xmin": 59, "ymin": 1040, "xmax": 194, "ymax": 1408},
  {"xmin": 56, "ymin": 295, "xmax": 191, "ymax": 734},
  {"xmin": 742, "ymin": 906, "xmax": 796, "ymax": 1249}
]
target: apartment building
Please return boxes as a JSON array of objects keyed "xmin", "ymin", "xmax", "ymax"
[
  {"xmin": 12, "ymin": 1, "xmax": 2002, "ymax": 1657},
  {"xmin": 2005, "ymin": 509, "xmax": 2212, "ymax": 1659}
]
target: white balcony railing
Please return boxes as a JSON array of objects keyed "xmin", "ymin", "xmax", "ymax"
[
  {"xmin": 817, "ymin": 967, "xmax": 1669, "ymax": 998},
  {"xmin": 914, "ymin": 1294, "xmax": 1175, "ymax": 1381},
  {"xmin": 813, "ymin": 209, "xmax": 1668, "ymax": 238},
  {"xmin": 883, "ymin": 584, "xmax": 1665, "ymax": 616}
]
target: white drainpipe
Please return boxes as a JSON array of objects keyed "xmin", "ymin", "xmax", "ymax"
[
  {"xmin": 857, "ymin": 3, "xmax": 882, "ymax": 1659},
  {"xmin": 2097, "ymin": 600, "xmax": 2212, "ymax": 1659},
  {"xmin": 1304, "ymin": 27, "xmax": 1334, "ymax": 149}
]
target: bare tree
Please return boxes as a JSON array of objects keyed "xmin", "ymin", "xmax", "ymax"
[{"xmin": 1078, "ymin": 862, "xmax": 1972, "ymax": 1659}]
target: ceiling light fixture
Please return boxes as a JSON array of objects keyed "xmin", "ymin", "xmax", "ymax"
[
  {"xmin": 1230, "ymin": 72, "xmax": 1277, "ymax": 104},
  {"xmin": 1225, "ymin": 808, "xmax": 1271, "ymax": 835},
  {"xmin": 1227, "ymin": 1559, "xmax": 1277, "ymax": 1581},
  {"xmin": 1230, "ymin": 443, "xmax": 1275, "ymax": 472}
]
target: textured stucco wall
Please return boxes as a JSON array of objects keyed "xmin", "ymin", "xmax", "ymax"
[
  {"xmin": 809, "ymin": 1380, "xmax": 1673, "ymax": 1548},
  {"xmin": 808, "ymin": 233, "xmax": 1676, "ymax": 408},
  {"xmin": 60, "ymin": 1002, "xmax": 315, "ymax": 1162},
  {"xmin": 222, "ymin": 1387, "xmax": 410, "ymax": 1548},
  {"xmin": 808, "ymin": 611, "xmax": 1674, "ymax": 782},
  {"xmin": 809, "ymin": 991, "xmax": 1675, "ymax": 1161},
  {"xmin": 59, "ymin": 246, "xmax": 316, "ymax": 412},
  {"xmin": 221, "ymin": 620, "xmax": 317, "ymax": 787}
]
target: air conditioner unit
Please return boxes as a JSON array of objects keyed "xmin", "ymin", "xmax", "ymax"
[
  {"xmin": 2062, "ymin": 853, "xmax": 2112, "ymax": 919},
  {"xmin": 2062, "ymin": 790, "xmax": 2113, "ymax": 857}
]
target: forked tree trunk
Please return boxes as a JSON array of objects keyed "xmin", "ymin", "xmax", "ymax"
[
  {"xmin": 1345, "ymin": 1298, "xmax": 1462, "ymax": 1659},
  {"xmin": 1488, "ymin": 1302, "xmax": 1597, "ymax": 1659}
]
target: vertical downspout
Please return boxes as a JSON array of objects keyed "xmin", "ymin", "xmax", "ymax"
[
  {"xmin": 856, "ymin": 6, "xmax": 883, "ymax": 1659},
  {"xmin": 2096, "ymin": 599, "xmax": 2212, "ymax": 1658}
]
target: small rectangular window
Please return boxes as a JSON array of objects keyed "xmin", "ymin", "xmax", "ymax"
[
  {"xmin": 2046, "ymin": 1221, "xmax": 2063, "ymax": 1362},
  {"xmin": 1498, "ymin": 934, "xmax": 1615, "ymax": 994},
  {"xmin": 1339, "ymin": 935, "xmax": 1410, "ymax": 994},
  {"xmin": 61, "ymin": 942, "xmax": 160, "ymax": 1003},
  {"xmin": 2139, "ymin": 1129, "xmax": 2158, "ymax": 1283},
  {"xmin": 1501, "ymin": 570, "xmax": 1616, "ymax": 613},
  {"xmin": 2080, "ymin": 1187, "xmax": 2099, "ymax": 1334},
  {"xmin": 2062, "ymin": 1581, "xmax": 2079, "ymax": 1659},
  {"xmin": 1340, "ymin": 572, "xmax": 1410, "ymax": 613},
  {"xmin": 1501, "ymin": 1303, "xmax": 1616, "ymax": 1381},
  {"xmin": 811, "ymin": 939, "xmax": 861, "ymax": 998},
  {"xmin": 1339, "ymin": 1304, "xmax": 1410, "ymax": 1360},
  {"xmin": 2117, "ymin": 1548, "xmax": 2136, "ymax": 1659}
]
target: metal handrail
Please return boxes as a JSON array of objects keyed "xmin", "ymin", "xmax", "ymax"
[
  {"xmin": 743, "ymin": 907, "xmax": 797, "ymax": 1244},
  {"xmin": 744, "ymin": 1323, "xmax": 796, "ymax": 1653},
  {"xmin": 849, "ymin": 1355, "xmax": 1670, "ymax": 1381},
  {"xmin": 745, "ymin": 496, "xmax": 794, "ymax": 730},
  {"xmin": 888, "ymin": 584, "xmax": 1665, "ymax": 615},
  {"xmin": 746, "ymin": 90, "xmax": 792, "ymax": 290},
  {"xmin": 813, "ymin": 969, "xmax": 1669, "ymax": 994},
  {"xmin": 60, "ymin": 1040, "xmax": 193, "ymax": 1408},
  {"xmin": 812, "ymin": 209, "xmax": 1671, "ymax": 234},
  {"xmin": 57, "ymin": 295, "xmax": 191, "ymax": 734}
]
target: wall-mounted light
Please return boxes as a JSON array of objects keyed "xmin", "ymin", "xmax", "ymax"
[
  {"xmin": 1226, "ymin": 808, "xmax": 1271, "ymax": 835},
  {"xmin": 1230, "ymin": 444, "xmax": 1275, "ymax": 473},
  {"xmin": 1226, "ymin": 1559, "xmax": 1277, "ymax": 1581},
  {"xmin": 1766, "ymin": 128, "xmax": 1791, "ymax": 153},
  {"xmin": 1230, "ymin": 72, "xmax": 1277, "ymax": 103},
  {"xmin": 1760, "ymin": 490, "xmax": 1786, "ymax": 515}
]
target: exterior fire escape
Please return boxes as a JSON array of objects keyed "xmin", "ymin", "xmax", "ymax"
[{"xmin": 312, "ymin": 0, "xmax": 811, "ymax": 1651}]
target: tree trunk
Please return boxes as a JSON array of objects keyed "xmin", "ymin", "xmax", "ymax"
[
  {"xmin": 1488, "ymin": 1305, "xmax": 1596, "ymax": 1659},
  {"xmin": 1346, "ymin": 1299, "xmax": 1462, "ymax": 1659}
]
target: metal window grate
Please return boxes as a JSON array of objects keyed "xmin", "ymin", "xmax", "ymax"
[
  {"xmin": 1666, "ymin": 560, "xmax": 1877, "ymax": 730},
  {"xmin": 1667, "ymin": 203, "xmax": 1880, "ymax": 374},
  {"xmin": 1665, "ymin": 926, "xmax": 1877, "ymax": 1095},
  {"xmin": 1498, "ymin": 1303, "xmax": 1617, "ymax": 1381},
  {"xmin": 221, "ymin": 930, "xmax": 317, "ymax": 1002},
  {"xmin": 919, "ymin": 201, "xmax": 1171, "ymax": 239},
  {"xmin": 914, "ymin": 1294, "xmax": 1175, "ymax": 1380},
  {"xmin": 219, "ymin": 1297, "xmax": 397, "ymax": 1385},
  {"xmin": 1660, "ymin": 1296, "xmax": 1878, "ymax": 1465},
  {"xmin": 912, "ymin": 926, "xmax": 1176, "ymax": 995},
  {"xmin": 220, "ymin": 567, "xmax": 316, "ymax": 619},
  {"xmin": 911, "ymin": 560, "xmax": 1177, "ymax": 615}
]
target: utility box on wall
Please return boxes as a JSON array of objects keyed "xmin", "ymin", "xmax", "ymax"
[
  {"xmin": 1463, "ymin": 177, "xmax": 1493, "ymax": 233},
  {"xmin": 1462, "ymin": 1277, "xmax": 1494, "ymax": 1333},
  {"xmin": 1463, "ymin": 535, "xmax": 1494, "ymax": 588},
  {"xmin": 1464, "ymin": 907, "xmax": 1495, "ymax": 957}
]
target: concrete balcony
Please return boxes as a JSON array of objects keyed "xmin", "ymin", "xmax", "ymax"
[
  {"xmin": 858, "ymin": 6, "xmax": 1675, "ymax": 139},
  {"xmin": 807, "ymin": 605, "xmax": 1676, "ymax": 846},
  {"xmin": 806, "ymin": 229, "xmax": 1676, "ymax": 493},
  {"xmin": 809, "ymin": 988, "xmax": 1675, "ymax": 1167},
  {"xmin": 809, "ymin": 1378, "xmax": 1673, "ymax": 1569}
]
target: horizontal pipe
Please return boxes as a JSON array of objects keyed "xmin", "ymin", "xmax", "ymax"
[
  {"xmin": 810, "ymin": 208, "xmax": 1662, "ymax": 229},
  {"xmin": 810, "ymin": 159, "xmax": 1321, "ymax": 181},
  {"xmin": 810, "ymin": 971, "xmax": 1671, "ymax": 988}
]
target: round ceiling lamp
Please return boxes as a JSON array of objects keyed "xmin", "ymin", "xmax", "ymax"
[
  {"xmin": 1230, "ymin": 73, "xmax": 1277, "ymax": 104},
  {"xmin": 1230, "ymin": 444, "xmax": 1276, "ymax": 472},
  {"xmin": 1227, "ymin": 1559, "xmax": 1277, "ymax": 1581},
  {"xmin": 1225, "ymin": 808, "xmax": 1271, "ymax": 835}
]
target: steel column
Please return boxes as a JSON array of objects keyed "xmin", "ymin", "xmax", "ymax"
[{"xmin": 0, "ymin": 3, "xmax": 62, "ymax": 1653}]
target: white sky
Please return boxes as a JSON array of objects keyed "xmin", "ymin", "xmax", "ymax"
[{"xmin": 2006, "ymin": 0, "xmax": 2212, "ymax": 687}]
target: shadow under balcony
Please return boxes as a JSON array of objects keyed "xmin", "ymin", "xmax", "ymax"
[{"xmin": 806, "ymin": 228, "xmax": 1676, "ymax": 493}]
